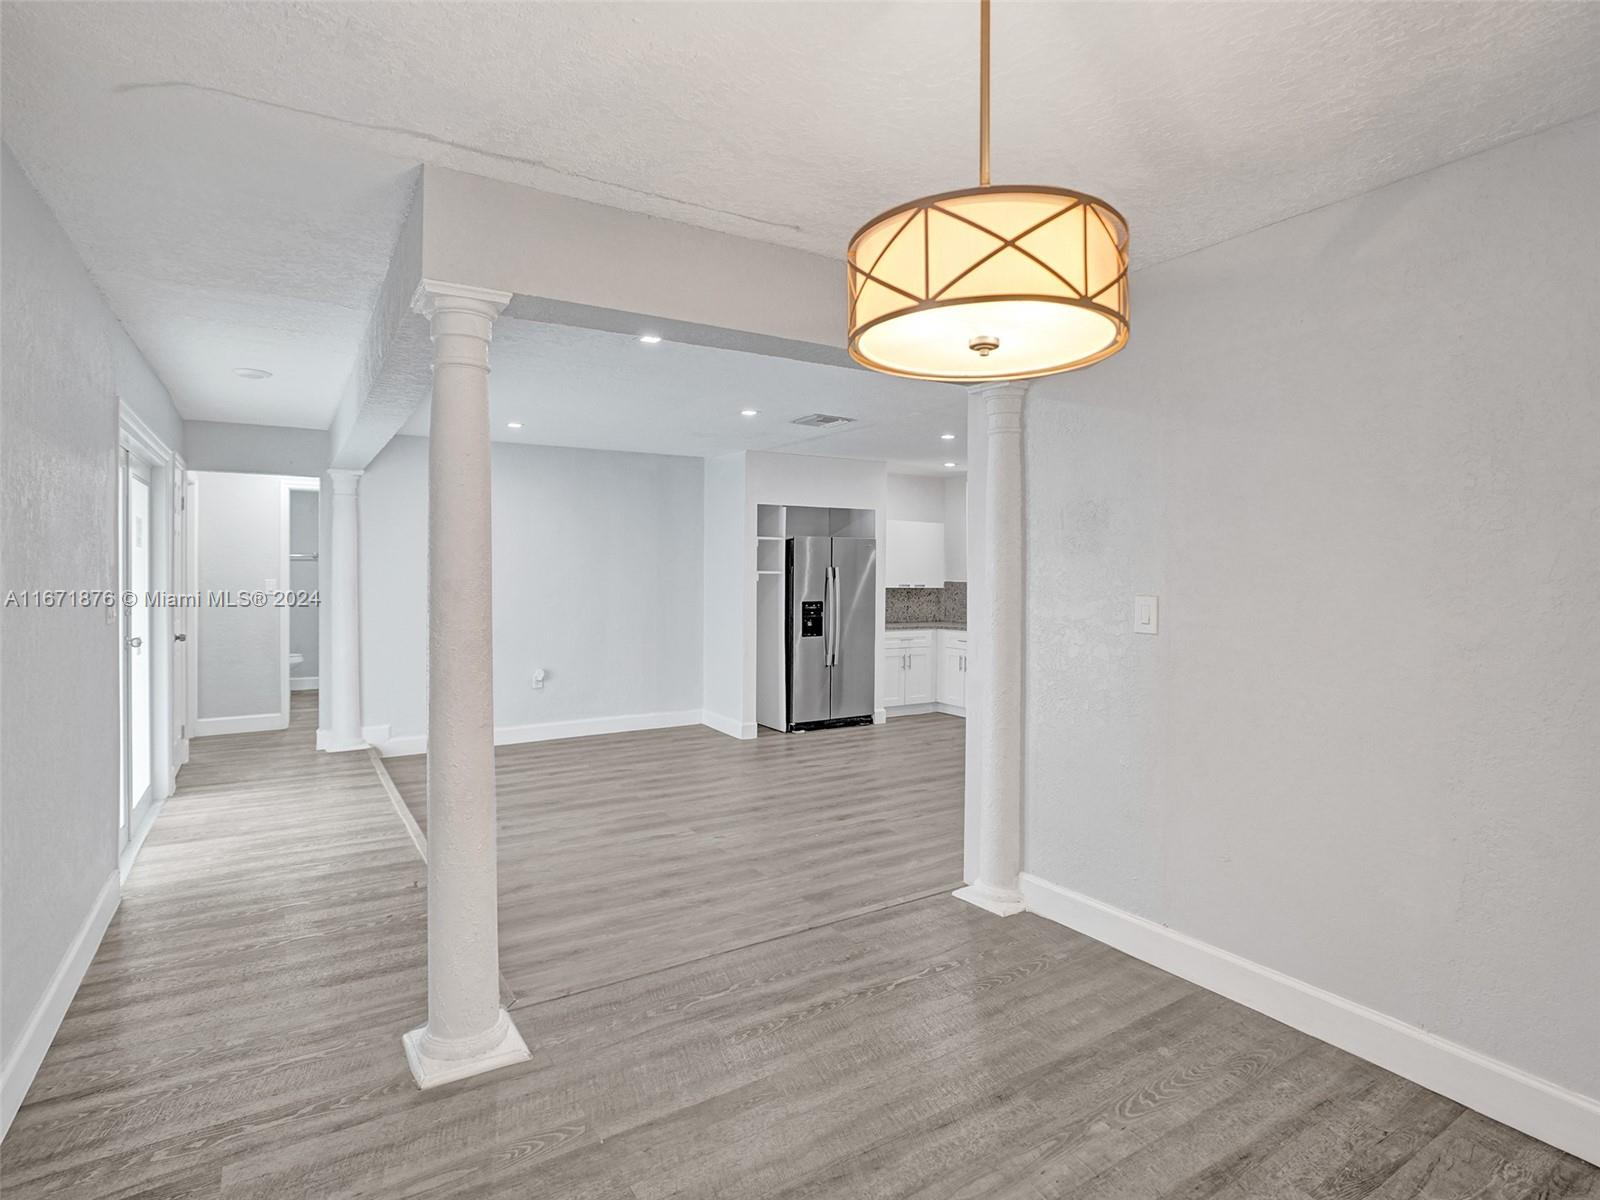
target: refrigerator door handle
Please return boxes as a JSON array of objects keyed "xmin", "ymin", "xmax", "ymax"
[
  {"xmin": 829, "ymin": 566, "xmax": 841, "ymax": 666},
  {"xmin": 822, "ymin": 566, "xmax": 835, "ymax": 667}
]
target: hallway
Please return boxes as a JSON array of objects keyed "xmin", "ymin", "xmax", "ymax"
[{"xmin": 2, "ymin": 700, "xmax": 1593, "ymax": 1197}]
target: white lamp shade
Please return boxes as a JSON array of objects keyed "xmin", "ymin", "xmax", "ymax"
[{"xmin": 847, "ymin": 186, "xmax": 1129, "ymax": 381}]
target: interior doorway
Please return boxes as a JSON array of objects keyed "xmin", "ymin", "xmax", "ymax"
[{"xmin": 119, "ymin": 448, "xmax": 155, "ymax": 849}]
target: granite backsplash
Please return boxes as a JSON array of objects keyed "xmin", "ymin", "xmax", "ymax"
[{"xmin": 886, "ymin": 580, "xmax": 966, "ymax": 628}]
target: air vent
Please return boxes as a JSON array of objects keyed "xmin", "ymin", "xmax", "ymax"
[{"xmin": 790, "ymin": 412, "xmax": 857, "ymax": 428}]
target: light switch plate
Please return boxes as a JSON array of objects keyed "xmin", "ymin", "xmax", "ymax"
[{"xmin": 1134, "ymin": 594, "xmax": 1159, "ymax": 635}]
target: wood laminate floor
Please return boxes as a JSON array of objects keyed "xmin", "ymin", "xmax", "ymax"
[
  {"xmin": 2, "ymin": 694, "xmax": 1592, "ymax": 1198},
  {"xmin": 382, "ymin": 716, "xmax": 967, "ymax": 1005}
]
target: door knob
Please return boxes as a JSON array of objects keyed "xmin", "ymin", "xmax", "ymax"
[
  {"xmin": 126, "ymin": 636, "xmax": 142, "ymax": 649},
  {"xmin": 174, "ymin": 633, "xmax": 187, "ymax": 642}
]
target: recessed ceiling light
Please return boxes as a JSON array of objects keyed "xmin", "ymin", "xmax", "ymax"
[
  {"xmin": 638, "ymin": 334, "xmax": 662, "ymax": 344},
  {"xmin": 233, "ymin": 367, "xmax": 272, "ymax": 380},
  {"xmin": 940, "ymin": 432, "xmax": 956, "ymax": 440},
  {"xmin": 944, "ymin": 462, "xmax": 958, "ymax": 468},
  {"xmin": 507, "ymin": 422, "xmax": 524, "ymax": 430},
  {"xmin": 740, "ymin": 409, "xmax": 759, "ymax": 417}
]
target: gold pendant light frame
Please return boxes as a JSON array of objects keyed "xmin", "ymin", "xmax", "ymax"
[{"xmin": 845, "ymin": 0, "xmax": 1130, "ymax": 382}]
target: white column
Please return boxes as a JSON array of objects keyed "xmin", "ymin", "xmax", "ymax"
[
  {"xmin": 401, "ymin": 279, "xmax": 529, "ymax": 1089},
  {"xmin": 955, "ymin": 381, "xmax": 1029, "ymax": 917},
  {"xmin": 325, "ymin": 468, "xmax": 365, "ymax": 752}
]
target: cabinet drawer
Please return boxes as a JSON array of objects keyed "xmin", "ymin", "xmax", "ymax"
[{"xmin": 884, "ymin": 630, "xmax": 934, "ymax": 649}]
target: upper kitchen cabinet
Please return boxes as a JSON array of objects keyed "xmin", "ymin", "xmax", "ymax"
[{"xmin": 885, "ymin": 519, "xmax": 946, "ymax": 588}]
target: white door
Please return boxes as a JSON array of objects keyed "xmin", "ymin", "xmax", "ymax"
[
  {"xmin": 122, "ymin": 453, "xmax": 154, "ymax": 844},
  {"xmin": 171, "ymin": 467, "xmax": 191, "ymax": 775}
]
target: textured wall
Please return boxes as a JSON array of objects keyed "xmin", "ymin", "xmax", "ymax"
[
  {"xmin": 1023, "ymin": 114, "xmax": 1600, "ymax": 1099},
  {"xmin": 361, "ymin": 437, "xmax": 705, "ymax": 740},
  {"xmin": 0, "ymin": 146, "xmax": 180, "ymax": 1065}
]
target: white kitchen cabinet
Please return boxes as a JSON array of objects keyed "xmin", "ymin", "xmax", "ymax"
[
  {"xmin": 937, "ymin": 630, "xmax": 969, "ymax": 710},
  {"xmin": 885, "ymin": 520, "xmax": 946, "ymax": 589},
  {"xmin": 882, "ymin": 630, "xmax": 934, "ymax": 708},
  {"xmin": 903, "ymin": 644, "xmax": 935, "ymax": 705},
  {"xmin": 881, "ymin": 649, "xmax": 907, "ymax": 707},
  {"xmin": 884, "ymin": 629, "xmax": 968, "ymax": 714}
]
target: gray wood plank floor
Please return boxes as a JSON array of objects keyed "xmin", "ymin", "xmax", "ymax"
[
  {"xmin": 1, "ymin": 694, "xmax": 1592, "ymax": 1198},
  {"xmin": 382, "ymin": 716, "xmax": 968, "ymax": 1006}
]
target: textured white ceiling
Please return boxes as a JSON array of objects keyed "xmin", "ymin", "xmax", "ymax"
[
  {"xmin": 5, "ymin": 1, "xmax": 1599, "ymax": 432},
  {"xmin": 401, "ymin": 320, "xmax": 970, "ymax": 474}
]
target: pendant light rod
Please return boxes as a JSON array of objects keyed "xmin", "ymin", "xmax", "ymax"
[{"xmin": 979, "ymin": 0, "xmax": 991, "ymax": 187}]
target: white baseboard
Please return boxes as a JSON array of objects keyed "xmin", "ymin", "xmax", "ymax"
[
  {"xmin": 363, "ymin": 710, "xmax": 708, "ymax": 757},
  {"xmin": 192, "ymin": 711, "xmax": 288, "ymax": 737},
  {"xmin": 1018, "ymin": 872, "xmax": 1600, "ymax": 1167},
  {"xmin": 290, "ymin": 675, "xmax": 319, "ymax": 691},
  {"xmin": 1, "ymin": 870, "xmax": 120, "ymax": 1138},
  {"xmin": 119, "ymin": 793, "xmax": 167, "ymax": 882},
  {"xmin": 885, "ymin": 702, "xmax": 967, "ymax": 719},
  {"xmin": 700, "ymin": 710, "xmax": 756, "ymax": 740},
  {"xmin": 318, "ymin": 729, "xmax": 369, "ymax": 753}
]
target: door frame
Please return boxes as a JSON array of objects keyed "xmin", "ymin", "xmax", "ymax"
[
  {"xmin": 279, "ymin": 478, "xmax": 321, "ymax": 726},
  {"xmin": 117, "ymin": 405, "xmax": 180, "ymax": 874}
]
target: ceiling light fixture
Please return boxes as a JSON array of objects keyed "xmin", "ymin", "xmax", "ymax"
[
  {"xmin": 233, "ymin": 367, "xmax": 273, "ymax": 380},
  {"xmin": 845, "ymin": 0, "xmax": 1129, "ymax": 382},
  {"xmin": 638, "ymin": 334, "xmax": 663, "ymax": 344},
  {"xmin": 944, "ymin": 462, "xmax": 959, "ymax": 469},
  {"xmin": 740, "ymin": 409, "xmax": 759, "ymax": 417},
  {"xmin": 507, "ymin": 422, "xmax": 524, "ymax": 430},
  {"xmin": 940, "ymin": 432, "xmax": 956, "ymax": 440}
]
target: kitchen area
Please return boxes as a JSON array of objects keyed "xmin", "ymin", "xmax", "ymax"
[
  {"xmin": 881, "ymin": 471, "xmax": 969, "ymax": 718},
  {"xmin": 752, "ymin": 467, "xmax": 969, "ymax": 734}
]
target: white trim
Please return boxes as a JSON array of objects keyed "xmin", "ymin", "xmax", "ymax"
[
  {"xmin": 192, "ymin": 712, "xmax": 289, "ymax": 737},
  {"xmin": 1018, "ymin": 872, "xmax": 1600, "ymax": 1167},
  {"xmin": 317, "ymin": 728, "xmax": 366, "ymax": 753},
  {"xmin": 116, "ymin": 404, "xmax": 172, "ymax": 465},
  {"xmin": 362, "ymin": 710, "xmax": 709, "ymax": 758},
  {"xmin": 1, "ymin": 871, "xmax": 120, "ymax": 1138},
  {"xmin": 120, "ymin": 793, "xmax": 168, "ymax": 882},
  {"xmin": 277, "ymin": 481, "xmax": 292, "ymax": 728},
  {"xmin": 884, "ymin": 702, "xmax": 966, "ymax": 719},
  {"xmin": 366, "ymin": 748, "xmax": 426, "ymax": 860},
  {"xmin": 699, "ymin": 709, "xmax": 757, "ymax": 740},
  {"xmin": 290, "ymin": 675, "xmax": 319, "ymax": 691}
]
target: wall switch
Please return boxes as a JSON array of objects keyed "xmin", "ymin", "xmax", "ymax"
[
  {"xmin": 532, "ymin": 668, "xmax": 547, "ymax": 690},
  {"xmin": 1133, "ymin": 595, "xmax": 1159, "ymax": 635}
]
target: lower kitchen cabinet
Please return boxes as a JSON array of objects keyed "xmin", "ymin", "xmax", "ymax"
[
  {"xmin": 883, "ymin": 628, "xmax": 968, "ymax": 716},
  {"xmin": 882, "ymin": 630, "xmax": 935, "ymax": 707}
]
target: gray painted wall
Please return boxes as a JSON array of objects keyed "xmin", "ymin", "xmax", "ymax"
[
  {"xmin": 1022, "ymin": 114, "xmax": 1600, "ymax": 1099},
  {"xmin": 0, "ymin": 145, "xmax": 180, "ymax": 1065},
  {"xmin": 359, "ymin": 437, "xmax": 705, "ymax": 741},
  {"xmin": 194, "ymin": 472, "xmax": 285, "ymax": 721},
  {"xmin": 183, "ymin": 420, "xmax": 328, "ymax": 478}
]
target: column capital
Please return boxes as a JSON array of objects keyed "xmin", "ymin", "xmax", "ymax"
[
  {"xmin": 968, "ymin": 380, "xmax": 1030, "ymax": 417},
  {"xmin": 327, "ymin": 468, "xmax": 364, "ymax": 496},
  {"xmin": 410, "ymin": 279, "xmax": 513, "ymax": 322}
]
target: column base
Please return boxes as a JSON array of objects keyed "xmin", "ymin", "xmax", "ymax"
[
  {"xmin": 954, "ymin": 882, "xmax": 1026, "ymax": 917},
  {"xmin": 402, "ymin": 1008, "xmax": 531, "ymax": 1090},
  {"xmin": 316, "ymin": 729, "xmax": 368, "ymax": 753}
]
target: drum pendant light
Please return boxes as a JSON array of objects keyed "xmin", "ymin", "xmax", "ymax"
[{"xmin": 846, "ymin": 0, "xmax": 1129, "ymax": 382}]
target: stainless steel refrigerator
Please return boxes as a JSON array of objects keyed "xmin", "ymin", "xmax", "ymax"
[{"xmin": 786, "ymin": 536, "xmax": 877, "ymax": 731}]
